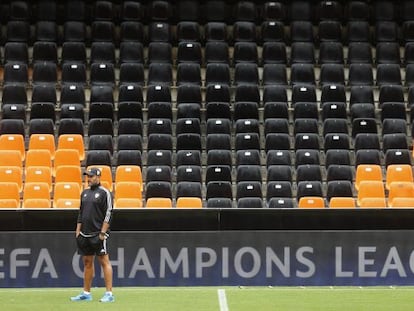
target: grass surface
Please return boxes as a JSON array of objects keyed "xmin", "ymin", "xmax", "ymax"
[{"xmin": 1, "ymin": 287, "xmax": 414, "ymax": 311}]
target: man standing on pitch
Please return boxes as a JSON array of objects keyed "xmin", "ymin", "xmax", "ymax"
[{"xmin": 71, "ymin": 167, "xmax": 115, "ymax": 303}]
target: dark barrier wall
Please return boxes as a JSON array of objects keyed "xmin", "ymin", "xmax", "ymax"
[
  {"xmin": 2, "ymin": 208, "xmax": 414, "ymax": 231},
  {"xmin": 1, "ymin": 231, "xmax": 414, "ymax": 287}
]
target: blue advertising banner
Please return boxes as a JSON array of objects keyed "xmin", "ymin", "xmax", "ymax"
[{"xmin": 1, "ymin": 230, "xmax": 414, "ymax": 287}]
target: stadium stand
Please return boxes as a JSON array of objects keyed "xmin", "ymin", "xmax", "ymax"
[{"xmin": 0, "ymin": 0, "xmax": 413, "ymax": 210}]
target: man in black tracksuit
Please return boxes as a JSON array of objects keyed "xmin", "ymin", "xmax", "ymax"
[{"xmin": 70, "ymin": 167, "xmax": 115, "ymax": 303}]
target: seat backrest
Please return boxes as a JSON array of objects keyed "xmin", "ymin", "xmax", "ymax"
[
  {"xmin": 0, "ymin": 166, "xmax": 23, "ymax": 191},
  {"xmin": 298, "ymin": 196, "xmax": 325, "ymax": 208},
  {"xmin": 385, "ymin": 164, "xmax": 414, "ymax": 190},
  {"xmin": 358, "ymin": 197, "xmax": 387, "ymax": 208},
  {"xmin": 22, "ymin": 198, "xmax": 51, "ymax": 208},
  {"xmin": 29, "ymin": 134, "xmax": 56, "ymax": 160},
  {"xmin": 55, "ymin": 165, "xmax": 82, "ymax": 188},
  {"xmin": 355, "ymin": 164, "xmax": 383, "ymax": 191},
  {"xmin": 390, "ymin": 197, "xmax": 414, "ymax": 208},
  {"xmin": 0, "ymin": 134, "xmax": 25, "ymax": 160},
  {"xmin": 25, "ymin": 166, "xmax": 52, "ymax": 192},
  {"xmin": 388, "ymin": 181, "xmax": 414, "ymax": 207},
  {"xmin": 53, "ymin": 148, "xmax": 80, "ymax": 175},
  {"xmin": 115, "ymin": 165, "xmax": 143, "ymax": 187},
  {"xmin": 53, "ymin": 182, "xmax": 81, "ymax": 208},
  {"xmin": 357, "ymin": 180, "xmax": 385, "ymax": 206},
  {"xmin": 25, "ymin": 149, "xmax": 52, "ymax": 170},
  {"xmin": 329, "ymin": 197, "xmax": 356, "ymax": 208},
  {"xmin": 145, "ymin": 197, "xmax": 173, "ymax": 208},
  {"xmin": 176, "ymin": 197, "xmax": 203, "ymax": 209},
  {"xmin": 115, "ymin": 181, "xmax": 142, "ymax": 200},
  {"xmin": 22, "ymin": 182, "xmax": 50, "ymax": 208},
  {"xmin": 0, "ymin": 182, "xmax": 20, "ymax": 207},
  {"xmin": 0, "ymin": 150, "xmax": 23, "ymax": 169},
  {"xmin": 114, "ymin": 197, "xmax": 143, "ymax": 208}
]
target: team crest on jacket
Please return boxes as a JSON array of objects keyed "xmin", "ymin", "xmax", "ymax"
[{"xmin": 95, "ymin": 193, "xmax": 100, "ymax": 199}]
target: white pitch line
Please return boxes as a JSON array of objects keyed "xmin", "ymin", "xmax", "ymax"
[{"xmin": 217, "ymin": 288, "xmax": 229, "ymax": 311}]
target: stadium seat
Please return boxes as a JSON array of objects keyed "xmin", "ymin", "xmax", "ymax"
[
  {"xmin": 22, "ymin": 182, "xmax": 51, "ymax": 208},
  {"xmin": 388, "ymin": 182, "xmax": 414, "ymax": 207},
  {"xmin": 0, "ymin": 134, "xmax": 25, "ymax": 161},
  {"xmin": 329, "ymin": 197, "xmax": 356, "ymax": 209},
  {"xmin": 55, "ymin": 165, "xmax": 82, "ymax": 189},
  {"xmin": 53, "ymin": 182, "xmax": 81, "ymax": 208},
  {"xmin": 298, "ymin": 197, "xmax": 325, "ymax": 208},
  {"xmin": 357, "ymin": 180, "xmax": 386, "ymax": 206},
  {"xmin": 145, "ymin": 198, "xmax": 173, "ymax": 208},
  {"xmin": 355, "ymin": 164, "xmax": 383, "ymax": 191},
  {"xmin": 390, "ymin": 197, "xmax": 414, "ymax": 208},
  {"xmin": 0, "ymin": 149, "xmax": 23, "ymax": 170},
  {"xmin": 385, "ymin": 165, "xmax": 414, "ymax": 190},
  {"xmin": 115, "ymin": 165, "xmax": 143, "ymax": 190},
  {"xmin": 57, "ymin": 135, "xmax": 85, "ymax": 161},
  {"xmin": 176, "ymin": 197, "xmax": 203, "ymax": 209},
  {"xmin": 25, "ymin": 166, "xmax": 52, "ymax": 192},
  {"xmin": 359, "ymin": 197, "xmax": 387, "ymax": 208},
  {"xmin": 28, "ymin": 134, "xmax": 56, "ymax": 160},
  {"xmin": 114, "ymin": 182, "xmax": 143, "ymax": 208}
]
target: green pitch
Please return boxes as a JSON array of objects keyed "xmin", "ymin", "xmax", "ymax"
[{"xmin": 1, "ymin": 286, "xmax": 414, "ymax": 311}]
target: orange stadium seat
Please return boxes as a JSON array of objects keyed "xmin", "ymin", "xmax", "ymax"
[
  {"xmin": 28, "ymin": 134, "xmax": 56, "ymax": 159},
  {"xmin": 55, "ymin": 165, "xmax": 83, "ymax": 188},
  {"xmin": 0, "ymin": 134, "xmax": 25, "ymax": 160},
  {"xmin": 53, "ymin": 148, "xmax": 81, "ymax": 176},
  {"xmin": 25, "ymin": 166, "xmax": 52, "ymax": 192},
  {"xmin": 53, "ymin": 182, "xmax": 81, "ymax": 208},
  {"xmin": 22, "ymin": 182, "xmax": 51, "ymax": 208},
  {"xmin": 115, "ymin": 165, "xmax": 143, "ymax": 190},
  {"xmin": 25, "ymin": 149, "xmax": 52, "ymax": 171},
  {"xmin": 390, "ymin": 197, "xmax": 414, "ymax": 208},
  {"xmin": 355, "ymin": 164, "xmax": 383, "ymax": 191},
  {"xmin": 0, "ymin": 166, "xmax": 23, "ymax": 191},
  {"xmin": 385, "ymin": 164, "xmax": 414, "ymax": 190},
  {"xmin": 176, "ymin": 197, "xmax": 203, "ymax": 208},
  {"xmin": 388, "ymin": 182, "xmax": 414, "ymax": 207},
  {"xmin": 357, "ymin": 180, "xmax": 385, "ymax": 206},
  {"xmin": 0, "ymin": 150, "xmax": 23, "ymax": 169},
  {"xmin": 298, "ymin": 196, "xmax": 325, "ymax": 208},
  {"xmin": 358, "ymin": 197, "xmax": 387, "ymax": 208},
  {"xmin": 57, "ymin": 134, "xmax": 85, "ymax": 161},
  {"xmin": 0, "ymin": 182, "xmax": 20, "ymax": 208},
  {"xmin": 146, "ymin": 197, "xmax": 173, "ymax": 208},
  {"xmin": 329, "ymin": 197, "xmax": 356, "ymax": 208},
  {"xmin": 22, "ymin": 198, "xmax": 52, "ymax": 208},
  {"xmin": 114, "ymin": 181, "xmax": 142, "ymax": 208}
]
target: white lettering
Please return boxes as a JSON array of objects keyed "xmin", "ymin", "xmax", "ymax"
[
  {"xmin": 195, "ymin": 248, "xmax": 217, "ymax": 278},
  {"xmin": 128, "ymin": 248, "xmax": 155, "ymax": 278},
  {"xmin": 0, "ymin": 249, "xmax": 4, "ymax": 279},
  {"xmin": 109, "ymin": 248, "xmax": 125, "ymax": 278},
  {"xmin": 222, "ymin": 247, "xmax": 229, "ymax": 278},
  {"xmin": 72, "ymin": 252, "xmax": 83, "ymax": 278},
  {"xmin": 359, "ymin": 247, "xmax": 377, "ymax": 277},
  {"xmin": 380, "ymin": 246, "xmax": 407, "ymax": 277},
  {"xmin": 266, "ymin": 247, "xmax": 290, "ymax": 277},
  {"xmin": 32, "ymin": 249, "xmax": 57, "ymax": 278},
  {"xmin": 234, "ymin": 247, "xmax": 261, "ymax": 278},
  {"xmin": 335, "ymin": 247, "xmax": 353, "ymax": 277},
  {"xmin": 160, "ymin": 248, "xmax": 189, "ymax": 278},
  {"xmin": 409, "ymin": 250, "xmax": 414, "ymax": 273},
  {"xmin": 10, "ymin": 248, "xmax": 30, "ymax": 279},
  {"xmin": 296, "ymin": 247, "xmax": 315, "ymax": 278}
]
